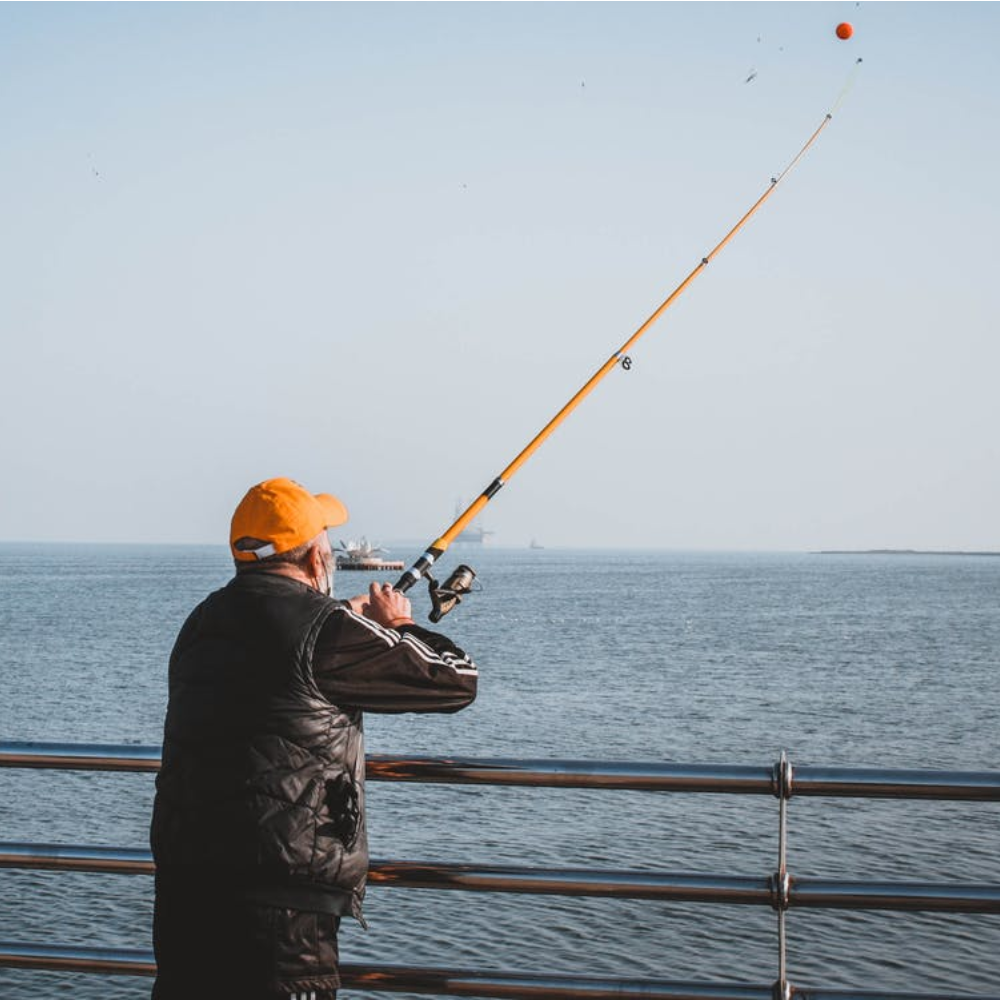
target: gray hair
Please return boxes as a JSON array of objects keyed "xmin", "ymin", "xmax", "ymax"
[{"xmin": 234, "ymin": 537, "xmax": 318, "ymax": 574}]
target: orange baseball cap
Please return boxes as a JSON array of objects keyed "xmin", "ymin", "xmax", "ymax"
[{"xmin": 230, "ymin": 477, "xmax": 349, "ymax": 561}]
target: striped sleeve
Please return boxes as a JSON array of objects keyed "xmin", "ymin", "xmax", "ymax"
[{"xmin": 311, "ymin": 607, "xmax": 478, "ymax": 714}]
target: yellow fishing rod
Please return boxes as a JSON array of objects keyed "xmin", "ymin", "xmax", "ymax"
[{"xmin": 397, "ymin": 96, "xmax": 850, "ymax": 620}]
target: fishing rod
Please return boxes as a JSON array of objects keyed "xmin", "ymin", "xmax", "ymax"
[{"xmin": 397, "ymin": 103, "xmax": 844, "ymax": 621}]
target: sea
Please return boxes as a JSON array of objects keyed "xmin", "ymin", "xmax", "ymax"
[{"xmin": 1, "ymin": 543, "xmax": 999, "ymax": 998}]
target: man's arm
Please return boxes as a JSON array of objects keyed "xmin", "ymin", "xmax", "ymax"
[{"xmin": 312, "ymin": 592, "xmax": 478, "ymax": 713}]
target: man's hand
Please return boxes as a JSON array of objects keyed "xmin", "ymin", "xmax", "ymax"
[{"xmin": 357, "ymin": 582, "xmax": 414, "ymax": 629}]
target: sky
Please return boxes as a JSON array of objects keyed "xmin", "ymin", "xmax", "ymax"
[{"xmin": 2, "ymin": 2, "xmax": 998, "ymax": 552}]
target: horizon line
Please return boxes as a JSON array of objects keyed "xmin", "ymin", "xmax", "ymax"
[{"xmin": 1, "ymin": 540, "xmax": 998, "ymax": 557}]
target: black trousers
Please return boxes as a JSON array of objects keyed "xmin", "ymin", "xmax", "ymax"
[{"xmin": 152, "ymin": 879, "xmax": 341, "ymax": 1000}]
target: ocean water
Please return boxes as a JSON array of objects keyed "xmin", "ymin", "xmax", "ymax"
[{"xmin": 1, "ymin": 543, "xmax": 999, "ymax": 998}]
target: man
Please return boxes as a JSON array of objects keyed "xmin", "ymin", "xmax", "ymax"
[{"xmin": 150, "ymin": 477, "xmax": 477, "ymax": 1000}]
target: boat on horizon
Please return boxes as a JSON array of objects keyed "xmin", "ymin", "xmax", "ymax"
[
  {"xmin": 453, "ymin": 501, "xmax": 494, "ymax": 545},
  {"xmin": 335, "ymin": 537, "xmax": 404, "ymax": 571}
]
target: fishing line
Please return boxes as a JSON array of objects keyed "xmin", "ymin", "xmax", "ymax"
[
  {"xmin": 396, "ymin": 65, "xmax": 862, "ymax": 615},
  {"xmin": 830, "ymin": 58, "xmax": 863, "ymax": 118}
]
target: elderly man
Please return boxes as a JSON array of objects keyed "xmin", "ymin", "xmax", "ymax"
[{"xmin": 150, "ymin": 477, "xmax": 477, "ymax": 1000}]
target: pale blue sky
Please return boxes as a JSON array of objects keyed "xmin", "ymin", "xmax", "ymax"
[{"xmin": 2, "ymin": 3, "xmax": 998, "ymax": 551}]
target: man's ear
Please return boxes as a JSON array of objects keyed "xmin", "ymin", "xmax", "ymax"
[{"xmin": 307, "ymin": 541, "xmax": 325, "ymax": 578}]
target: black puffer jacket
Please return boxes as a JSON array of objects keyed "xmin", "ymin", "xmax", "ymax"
[{"xmin": 152, "ymin": 573, "xmax": 371, "ymax": 919}]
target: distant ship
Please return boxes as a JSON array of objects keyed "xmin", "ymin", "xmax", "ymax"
[
  {"xmin": 335, "ymin": 537, "xmax": 404, "ymax": 571},
  {"xmin": 453, "ymin": 500, "xmax": 494, "ymax": 545},
  {"xmin": 456, "ymin": 524, "xmax": 494, "ymax": 545},
  {"xmin": 529, "ymin": 539, "xmax": 544, "ymax": 550}
]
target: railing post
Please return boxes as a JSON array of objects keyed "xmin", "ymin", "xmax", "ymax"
[{"xmin": 771, "ymin": 751, "xmax": 793, "ymax": 1000}]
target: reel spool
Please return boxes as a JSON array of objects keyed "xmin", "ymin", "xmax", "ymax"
[{"xmin": 427, "ymin": 564, "xmax": 477, "ymax": 623}]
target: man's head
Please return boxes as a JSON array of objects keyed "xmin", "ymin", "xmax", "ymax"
[{"xmin": 230, "ymin": 477, "xmax": 348, "ymax": 593}]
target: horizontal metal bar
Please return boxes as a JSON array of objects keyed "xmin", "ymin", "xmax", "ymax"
[
  {"xmin": 789, "ymin": 878, "xmax": 1000, "ymax": 913},
  {"xmin": 796, "ymin": 993, "xmax": 1000, "ymax": 1000},
  {"xmin": 0, "ymin": 742, "xmax": 161, "ymax": 773},
  {"xmin": 0, "ymin": 841, "xmax": 768, "ymax": 903},
  {"xmin": 0, "ymin": 842, "xmax": 153, "ymax": 875},
  {"xmin": 370, "ymin": 865, "xmax": 1000, "ymax": 912},
  {"xmin": 1, "ymin": 944, "xmax": 997, "ymax": 1000},
  {"xmin": 3, "ymin": 743, "xmax": 999, "ymax": 799},
  {"xmin": 369, "ymin": 860, "xmax": 770, "ymax": 904},
  {"xmin": 3, "ymin": 843, "xmax": 1000, "ymax": 913},
  {"xmin": 0, "ymin": 943, "xmax": 768, "ymax": 997},
  {"xmin": 342, "ymin": 964, "xmax": 774, "ymax": 999},
  {"xmin": 0, "ymin": 942, "xmax": 157, "ymax": 977},
  {"xmin": 792, "ymin": 765, "xmax": 1000, "ymax": 800},
  {"xmin": 365, "ymin": 755, "xmax": 774, "ymax": 792},
  {"xmin": 0, "ymin": 743, "xmax": 773, "ymax": 791}
]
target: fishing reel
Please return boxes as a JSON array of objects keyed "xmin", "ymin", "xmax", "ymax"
[{"xmin": 427, "ymin": 564, "xmax": 477, "ymax": 623}]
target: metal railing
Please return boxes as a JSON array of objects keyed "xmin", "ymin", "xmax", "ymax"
[{"xmin": 1, "ymin": 741, "xmax": 999, "ymax": 1000}]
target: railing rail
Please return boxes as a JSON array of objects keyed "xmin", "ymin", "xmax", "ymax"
[
  {"xmin": 1, "ymin": 943, "xmax": 999, "ymax": 1000},
  {"xmin": 2, "ymin": 842, "xmax": 999, "ymax": 913},
  {"xmin": 2, "ymin": 742, "xmax": 999, "ymax": 999},
  {"xmin": 3, "ymin": 742, "xmax": 1000, "ymax": 799}
]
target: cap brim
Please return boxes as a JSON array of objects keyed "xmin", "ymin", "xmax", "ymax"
[{"xmin": 315, "ymin": 492, "xmax": 349, "ymax": 528}]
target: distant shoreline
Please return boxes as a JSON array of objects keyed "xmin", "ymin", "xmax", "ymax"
[{"xmin": 817, "ymin": 549, "xmax": 1000, "ymax": 557}]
